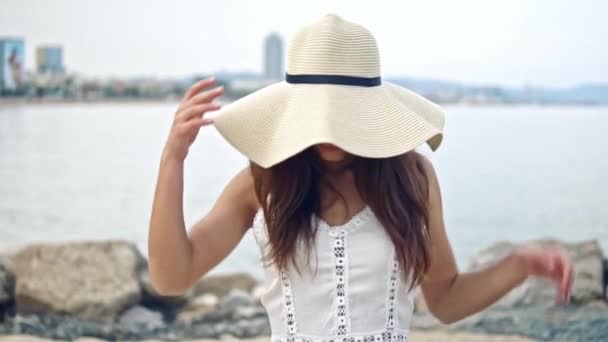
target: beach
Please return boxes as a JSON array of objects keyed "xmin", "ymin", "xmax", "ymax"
[{"xmin": 0, "ymin": 238, "xmax": 606, "ymax": 341}]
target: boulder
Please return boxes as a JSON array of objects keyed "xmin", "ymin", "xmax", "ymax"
[
  {"xmin": 139, "ymin": 269, "xmax": 192, "ymax": 308},
  {"xmin": 117, "ymin": 305, "xmax": 165, "ymax": 332},
  {"xmin": 0, "ymin": 335, "xmax": 57, "ymax": 342},
  {"xmin": 194, "ymin": 293, "xmax": 220, "ymax": 308},
  {"xmin": 218, "ymin": 289, "xmax": 254, "ymax": 313},
  {"xmin": 223, "ymin": 316, "xmax": 271, "ymax": 338},
  {"xmin": 176, "ymin": 289, "xmax": 259, "ymax": 326},
  {"xmin": 233, "ymin": 305, "xmax": 267, "ymax": 320},
  {"xmin": 175, "ymin": 293, "xmax": 219, "ymax": 325},
  {"xmin": 0, "ymin": 262, "xmax": 15, "ymax": 305},
  {"xmin": 193, "ymin": 273, "xmax": 259, "ymax": 297},
  {"xmin": 604, "ymin": 258, "xmax": 608, "ymax": 301},
  {"xmin": 12, "ymin": 240, "xmax": 144, "ymax": 322},
  {"xmin": 408, "ymin": 330, "xmax": 541, "ymax": 342},
  {"xmin": 467, "ymin": 238, "xmax": 604, "ymax": 308}
]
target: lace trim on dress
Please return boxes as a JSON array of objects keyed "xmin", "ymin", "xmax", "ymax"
[
  {"xmin": 385, "ymin": 249, "xmax": 400, "ymax": 330},
  {"xmin": 317, "ymin": 206, "xmax": 375, "ymax": 335},
  {"xmin": 332, "ymin": 229, "xmax": 351, "ymax": 335},
  {"xmin": 281, "ymin": 269, "xmax": 298, "ymax": 335},
  {"xmin": 270, "ymin": 328, "xmax": 409, "ymax": 342}
]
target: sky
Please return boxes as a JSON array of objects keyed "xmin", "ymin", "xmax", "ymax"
[{"xmin": 0, "ymin": 0, "xmax": 606, "ymax": 87}]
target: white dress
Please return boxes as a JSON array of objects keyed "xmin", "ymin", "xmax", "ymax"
[{"xmin": 250, "ymin": 205, "xmax": 416, "ymax": 342}]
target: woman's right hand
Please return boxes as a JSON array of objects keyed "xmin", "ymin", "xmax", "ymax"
[{"xmin": 162, "ymin": 76, "xmax": 224, "ymax": 162}]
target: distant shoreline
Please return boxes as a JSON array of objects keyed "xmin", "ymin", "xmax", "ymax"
[
  {"xmin": 1, "ymin": 97, "xmax": 607, "ymax": 108},
  {"xmin": 0, "ymin": 98, "xmax": 182, "ymax": 107}
]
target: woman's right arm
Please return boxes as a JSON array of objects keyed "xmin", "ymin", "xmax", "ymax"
[{"xmin": 147, "ymin": 77, "xmax": 258, "ymax": 296}]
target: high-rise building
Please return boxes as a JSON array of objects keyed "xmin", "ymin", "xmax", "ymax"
[
  {"xmin": 36, "ymin": 45, "xmax": 64, "ymax": 74},
  {"xmin": 263, "ymin": 33, "xmax": 284, "ymax": 81},
  {"xmin": 0, "ymin": 37, "xmax": 25, "ymax": 94}
]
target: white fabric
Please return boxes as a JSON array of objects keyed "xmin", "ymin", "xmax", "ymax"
[{"xmin": 250, "ymin": 205, "xmax": 416, "ymax": 342}]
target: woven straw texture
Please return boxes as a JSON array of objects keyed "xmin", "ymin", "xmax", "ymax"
[{"xmin": 212, "ymin": 14, "xmax": 445, "ymax": 168}]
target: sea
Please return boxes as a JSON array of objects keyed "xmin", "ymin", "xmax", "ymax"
[{"xmin": 0, "ymin": 103, "xmax": 606, "ymax": 280}]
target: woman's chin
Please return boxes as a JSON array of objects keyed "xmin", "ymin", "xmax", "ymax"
[
  {"xmin": 319, "ymin": 153, "xmax": 347, "ymax": 163},
  {"xmin": 314, "ymin": 144, "xmax": 347, "ymax": 162}
]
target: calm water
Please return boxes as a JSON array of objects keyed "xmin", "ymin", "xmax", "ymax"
[{"xmin": 1, "ymin": 103, "xmax": 606, "ymax": 279}]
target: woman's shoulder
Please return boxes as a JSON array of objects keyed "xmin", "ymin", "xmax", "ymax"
[
  {"xmin": 415, "ymin": 151, "xmax": 436, "ymax": 175},
  {"xmin": 237, "ymin": 165, "xmax": 260, "ymax": 204},
  {"xmin": 220, "ymin": 165, "xmax": 260, "ymax": 224},
  {"xmin": 401, "ymin": 150, "xmax": 437, "ymax": 181}
]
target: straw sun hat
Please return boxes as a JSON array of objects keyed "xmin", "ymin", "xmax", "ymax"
[{"xmin": 212, "ymin": 13, "xmax": 445, "ymax": 168}]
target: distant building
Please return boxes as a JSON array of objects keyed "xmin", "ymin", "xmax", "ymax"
[
  {"xmin": 0, "ymin": 37, "xmax": 25, "ymax": 94},
  {"xmin": 36, "ymin": 45, "xmax": 64, "ymax": 74},
  {"xmin": 263, "ymin": 33, "xmax": 284, "ymax": 81}
]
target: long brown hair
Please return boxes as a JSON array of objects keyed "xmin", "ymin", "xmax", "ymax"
[{"xmin": 250, "ymin": 147, "xmax": 431, "ymax": 292}]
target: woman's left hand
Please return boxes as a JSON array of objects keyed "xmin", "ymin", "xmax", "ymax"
[{"xmin": 512, "ymin": 243, "xmax": 574, "ymax": 305}]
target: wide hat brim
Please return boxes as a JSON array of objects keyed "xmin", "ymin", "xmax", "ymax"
[{"xmin": 212, "ymin": 80, "xmax": 445, "ymax": 168}]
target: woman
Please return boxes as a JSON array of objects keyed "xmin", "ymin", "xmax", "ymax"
[{"xmin": 148, "ymin": 14, "xmax": 573, "ymax": 341}]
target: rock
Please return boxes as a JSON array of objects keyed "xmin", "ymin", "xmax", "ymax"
[
  {"xmin": 180, "ymin": 322, "xmax": 219, "ymax": 339},
  {"xmin": 0, "ymin": 262, "xmax": 15, "ymax": 305},
  {"xmin": 193, "ymin": 273, "xmax": 259, "ymax": 297},
  {"xmin": 0, "ymin": 247, "xmax": 18, "ymax": 273},
  {"xmin": 178, "ymin": 338, "xmax": 270, "ymax": 342},
  {"xmin": 218, "ymin": 289, "xmax": 253, "ymax": 312},
  {"xmin": 139, "ymin": 269, "xmax": 192, "ymax": 308},
  {"xmin": 176, "ymin": 289, "xmax": 260, "ymax": 327},
  {"xmin": 449, "ymin": 306, "xmax": 608, "ymax": 342},
  {"xmin": 191, "ymin": 293, "xmax": 220, "ymax": 308},
  {"xmin": 603, "ymin": 258, "xmax": 608, "ymax": 300},
  {"xmin": 467, "ymin": 239, "xmax": 605, "ymax": 308},
  {"xmin": 582, "ymin": 299, "xmax": 608, "ymax": 310},
  {"xmin": 117, "ymin": 305, "xmax": 164, "ymax": 331},
  {"xmin": 233, "ymin": 306, "xmax": 267, "ymax": 320},
  {"xmin": 9, "ymin": 311, "xmax": 173, "ymax": 341},
  {"xmin": 12, "ymin": 240, "xmax": 144, "ymax": 322},
  {"xmin": 409, "ymin": 330, "xmax": 540, "ymax": 342},
  {"xmin": 224, "ymin": 317, "xmax": 271, "ymax": 338},
  {"xmin": 175, "ymin": 294, "xmax": 219, "ymax": 325},
  {"xmin": 566, "ymin": 240, "xmax": 605, "ymax": 304},
  {"xmin": 176, "ymin": 305, "xmax": 217, "ymax": 325},
  {"xmin": 0, "ymin": 332, "xmax": 548, "ymax": 342},
  {"xmin": 0, "ymin": 335, "xmax": 59, "ymax": 341}
]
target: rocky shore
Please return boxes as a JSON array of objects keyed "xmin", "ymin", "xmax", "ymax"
[{"xmin": 0, "ymin": 238, "xmax": 606, "ymax": 341}]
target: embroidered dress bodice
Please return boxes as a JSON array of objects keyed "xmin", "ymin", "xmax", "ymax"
[{"xmin": 250, "ymin": 206, "xmax": 416, "ymax": 342}]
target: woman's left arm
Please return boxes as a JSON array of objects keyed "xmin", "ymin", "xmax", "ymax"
[{"xmin": 417, "ymin": 155, "xmax": 574, "ymax": 324}]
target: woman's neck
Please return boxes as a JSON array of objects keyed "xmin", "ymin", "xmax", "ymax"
[{"xmin": 321, "ymin": 163, "xmax": 353, "ymax": 190}]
